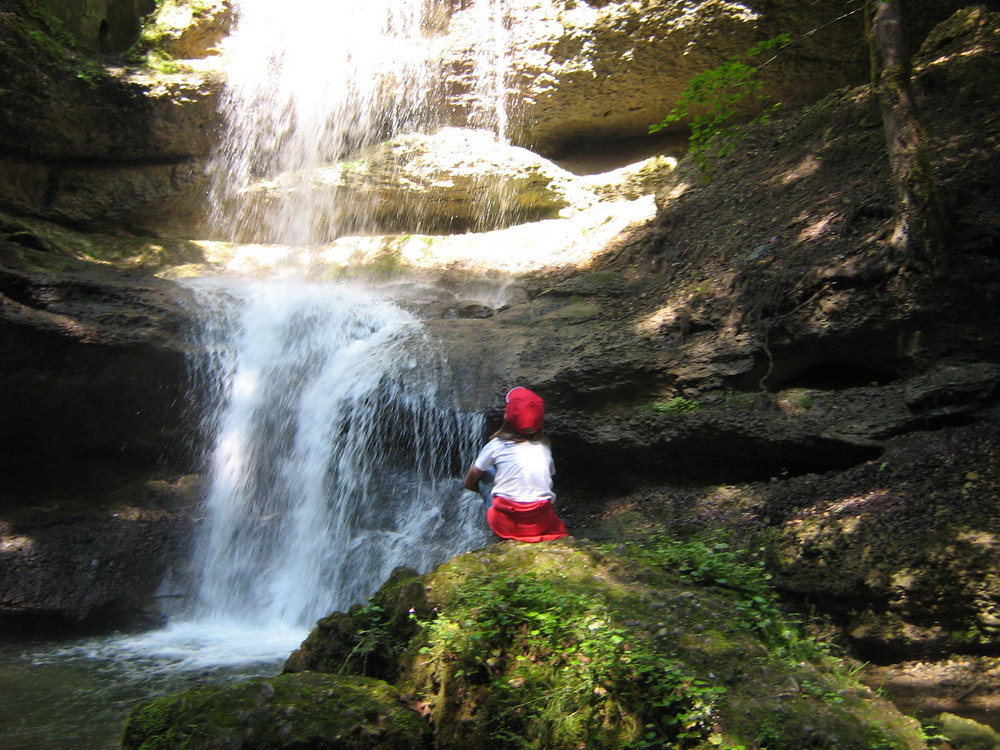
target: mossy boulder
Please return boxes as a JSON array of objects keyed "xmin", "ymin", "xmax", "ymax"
[
  {"xmin": 285, "ymin": 567, "xmax": 431, "ymax": 683},
  {"xmin": 121, "ymin": 672, "xmax": 428, "ymax": 750},
  {"xmin": 276, "ymin": 538, "xmax": 928, "ymax": 750},
  {"xmin": 932, "ymin": 712, "xmax": 1000, "ymax": 750}
]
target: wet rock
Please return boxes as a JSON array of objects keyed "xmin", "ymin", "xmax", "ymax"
[
  {"xmin": 240, "ymin": 128, "xmax": 597, "ymax": 238},
  {"xmin": 122, "ymin": 672, "xmax": 429, "ymax": 750},
  {"xmin": 0, "ymin": 475, "xmax": 199, "ymax": 633}
]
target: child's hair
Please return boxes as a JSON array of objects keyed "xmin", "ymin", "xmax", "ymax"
[{"xmin": 490, "ymin": 419, "xmax": 550, "ymax": 445}]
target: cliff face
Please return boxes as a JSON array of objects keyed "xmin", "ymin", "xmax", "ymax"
[
  {"xmin": 0, "ymin": 0, "xmax": 975, "ymax": 237},
  {"xmin": 0, "ymin": 0, "xmax": 997, "ymax": 693},
  {"xmin": 449, "ymin": 7, "xmax": 1000, "ymax": 664}
]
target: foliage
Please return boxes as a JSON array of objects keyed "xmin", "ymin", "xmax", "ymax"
[
  {"xmin": 650, "ymin": 34, "xmax": 791, "ymax": 175},
  {"xmin": 405, "ymin": 538, "xmax": 922, "ymax": 749},
  {"xmin": 8, "ymin": 1, "xmax": 108, "ymax": 88},
  {"xmin": 131, "ymin": 540, "xmax": 927, "ymax": 749},
  {"xmin": 621, "ymin": 532, "xmax": 830, "ymax": 664},
  {"xmin": 416, "ymin": 568, "xmax": 726, "ymax": 749}
]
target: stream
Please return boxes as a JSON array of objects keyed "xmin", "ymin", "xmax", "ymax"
[{"xmin": 0, "ymin": 626, "xmax": 298, "ymax": 750}]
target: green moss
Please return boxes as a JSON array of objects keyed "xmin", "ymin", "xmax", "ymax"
[
  {"xmin": 390, "ymin": 539, "xmax": 925, "ymax": 749},
  {"xmin": 122, "ymin": 672, "xmax": 427, "ymax": 749},
  {"xmin": 125, "ymin": 0, "xmax": 224, "ymax": 69},
  {"xmin": 130, "ymin": 539, "xmax": 927, "ymax": 749},
  {"xmin": 1, "ymin": 215, "xmax": 206, "ymax": 272},
  {"xmin": 7, "ymin": 0, "xmax": 108, "ymax": 88}
]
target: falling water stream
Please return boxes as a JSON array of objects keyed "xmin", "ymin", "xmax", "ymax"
[{"xmin": 1, "ymin": 1, "xmax": 508, "ymax": 747}]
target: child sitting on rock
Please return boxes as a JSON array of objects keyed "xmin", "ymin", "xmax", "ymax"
[{"xmin": 464, "ymin": 387, "xmax": 569, "ymax": 543}]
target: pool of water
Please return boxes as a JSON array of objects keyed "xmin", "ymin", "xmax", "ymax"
[{"xmin": 0, "ymin": 621, "xmax": 307, "ymax": 750}]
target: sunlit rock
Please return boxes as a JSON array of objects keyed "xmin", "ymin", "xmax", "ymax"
[
  {"xmin": 438, "ymin": 0, "xmax": 871, "ymax": 153},
  {"xmin": 240, "ymin": 128, "xmax": 599, "ymax": 238},
  {"xmin": 132, "ymin": 0, "xmax": 231, "ymax": 60},
  {"xmin": 159, "ymin": 196, "xmax": 657, "ymax": 283}
]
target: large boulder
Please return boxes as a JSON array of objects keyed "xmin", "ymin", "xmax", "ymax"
[
  {"xmin": 122, "ymin": 672, "xmax": 429, "ymax": 750},
  {"xmin": 131, "ymin": 540, "xmax": 928, "ymax": 749},
  {"xmin": 234, "ymin": 128, "xmax": 601, "ymax": 240},
  {"xmin": 287, "ymin": 540, "xmax": 927, "ymax": 749}
]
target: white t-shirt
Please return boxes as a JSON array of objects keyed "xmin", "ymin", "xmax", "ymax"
[{"xmin": 474, "ymin": 437, "xmax": 555, "ymax": 503}]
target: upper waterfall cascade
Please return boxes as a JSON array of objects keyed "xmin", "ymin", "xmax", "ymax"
[{"xmin": 209, "ymin": 0, "xmax": 513, "ymax": 247}]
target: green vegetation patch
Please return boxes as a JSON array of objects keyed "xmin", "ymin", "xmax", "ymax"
[
  {"xmin": 127, "ymin": 0, "xmax": 226, "ymax": 71},
  {"xmin": 5, "ymin": 0, "xmax": 108, "ymax": 88},
  {"xmin": 122, "ymin": 671, "xmax": 428, "ymax": 750},
  {"xmin": 640, "ymin": 396, "xmax": 703, "ymax": 415},
  {"xmin": 396, "ymin": 539, "xmax": 925, "ymax": 749},
  {"xmin": 650, "ymin": 33, "xmax": 790, "ymax": 177},
  {"xmin": 1, "ymin": 214, "xmax": 205, "ymax": 272},
  {"xmin": 133, "ymin": 539, "xmax": 927, "ymax": 749}
]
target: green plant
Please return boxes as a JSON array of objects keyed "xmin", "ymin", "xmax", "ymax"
[
  {"xmin": 340, "ymin": 602, "xmax": 388, "ymax": 674},
  {"xmin": 722, "ymin": 391, "xmax": 757, "ymax": 408},
  {"xmin": 144, "ymin": 50, "xmax": 185, "ymax": 74},
  {"xmin": 649, "ymin": 33, "xmax": 791, "ymax": 175},
  {"xmin": 622, "ymin": 533, "xmax": 833, "ymax": 664},
  {"xmin": 416, "ymin": 570, "xmax": 726, "ymax": 749},
  {"xmin": 787, "ymin": 390, "xmax": 814, "ymax": 409}
]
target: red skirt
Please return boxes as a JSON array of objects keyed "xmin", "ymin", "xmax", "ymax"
[{"xmin": 487, "ymin": 495, "xmax": 569, "ymax": 543}]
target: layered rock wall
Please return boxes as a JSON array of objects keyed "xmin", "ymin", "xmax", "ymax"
[{"xmin": 0, "ymin": 0, "xmax": 976, "ymax": 238}]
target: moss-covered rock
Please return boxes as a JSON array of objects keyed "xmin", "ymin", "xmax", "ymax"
[
  {"xmin": 130, "ymin": 0, "xmax": 229, "ymax": 63},
  {"xmin": 932, "ymin": 712, "xmax": 1000, "ymax": 750},
  {"xmin": 285, "ymin": 567, "xmax": 430, "ymax": 683},
  {"xmin": 121, "ymin": 671, "xmax": 429, "ymax": 750},
  {"xmin": 274, "ymin": 538, "xmax": 929, "ymax": 750}
]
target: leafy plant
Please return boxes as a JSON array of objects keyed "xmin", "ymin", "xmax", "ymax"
[
  {"xmin": 416, "ymin": 570, "xmax": 726, "ymax": 749},
  {"xmin": 650, "ymin": 33, "xmax": 791, "ymax": 175},
  {"xmin": 622, "ymin": 532, "xmax": 832, "ymax": 664}
]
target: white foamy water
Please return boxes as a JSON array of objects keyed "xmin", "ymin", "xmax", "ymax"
[
  {"xmin": 185, "ymin": 278, "xmax": 488, "ymax": 629},
  {"xmin": 209, "ymin": 0, "xmax": 514, "ymax": 245},
  {"xmin": 209, "ymin": 0, "xmax": 435, "ymax": 245},
  {"xmin": 0, "ymin": 279, "xmax": 489, "ymax": 750}
]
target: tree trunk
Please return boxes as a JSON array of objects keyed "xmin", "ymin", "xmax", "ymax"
[{"xmin": 867, "ymin": 0, "xmax": 946, "ymax": 270}]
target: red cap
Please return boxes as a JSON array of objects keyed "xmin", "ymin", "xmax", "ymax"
[{"xmin": 505, "ymin": 387, "xmax": 544, "ymax": 434}]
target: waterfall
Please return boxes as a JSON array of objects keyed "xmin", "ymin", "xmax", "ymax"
[
  {"xmin": 0, "ymin": 5, "xmax": 511, "ymax": 746},
  {"xmin": 208, "ymin": 0, "xmax": 434, "ymax": 245},
  {"xmin": 209, "ymin": 0, "xmax": 513, "ymax": 246},
  {"xmin": 184, "ymin": 0, "xmax": 509, "ymax": 632},
  {"xmin": 185, "ymin": 279, "xmax": 487, "ymax": 628}
]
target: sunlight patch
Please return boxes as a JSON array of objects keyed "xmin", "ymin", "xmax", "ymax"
[
  {"xmin": 780, "ymin": 155, "xmax": 822, "ymax": 185},
  {"xmin": 797, "ymin": 213, "xmax": 837, "ymax": 243}
]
